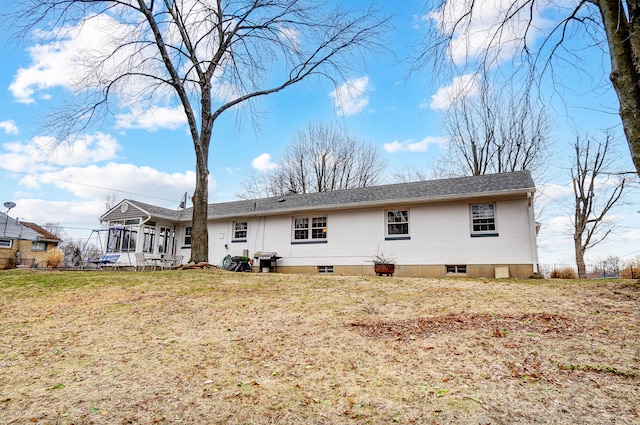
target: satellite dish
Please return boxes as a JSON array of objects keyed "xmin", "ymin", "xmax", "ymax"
[{"xmin": 3, "ymin": 202, "xmax": 16, "ymax": 210}]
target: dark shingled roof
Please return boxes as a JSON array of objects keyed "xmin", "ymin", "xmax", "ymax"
[{"xmin": 127, "ymin": 171, "xmax": 534, "ymax": 222}]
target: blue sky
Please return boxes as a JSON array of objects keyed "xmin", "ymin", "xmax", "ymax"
[{"xmin": 0, "ymin": 0, "xmax": 638, "ymax": 265}]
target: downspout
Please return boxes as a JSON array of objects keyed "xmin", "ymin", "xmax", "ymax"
[{"xmin": 527, "ymin": 192, "xmax": 539, "ymax": 275}]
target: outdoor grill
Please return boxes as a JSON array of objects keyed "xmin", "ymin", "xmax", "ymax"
[{"xmin": 258, "ymin": 252, "xmax": 279, "ymax": 273}]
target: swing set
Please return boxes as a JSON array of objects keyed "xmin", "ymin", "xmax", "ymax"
[{"xmin": 75, "ymin": 227, "xmax": 133, "ymax": 270}]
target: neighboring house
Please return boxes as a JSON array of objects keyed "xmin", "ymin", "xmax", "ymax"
[
  {"xmin": 100, "ymin": 171, "xmax": 540, "ymax": 278},
  {"xmin": 0, "ymin": 214, "xmax": 62, "ymax": 269}
]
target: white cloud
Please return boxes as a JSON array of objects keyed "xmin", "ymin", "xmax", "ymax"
[
  {"xmin": 115, "ymin": 105, "xmax": 187, "ymax": 131},
  {"xmin": 535, "ymin": 182, "xmax": 574, "ymax": 210},
  {"xmin": 26, "ymin": 163, "xmax": 197, "ymax": 200},
  {"xmin": 251, "ymin": 153, "xmax": 278, "ymax": 172},
  {"xmin": 620, "ymin": 228, "xmax": 640, "ymax": 246},
  {"xmin": 278, "ymin": 25, "xmax": 300, "ymax": 51},
  {"xmin": 428, "ymin": 0, "xmax": 551, "ymax": 67},
  {"xmin": 383, "ymin": 136, "xmax": 448, "ymax": 153},
  {"xmin": 429, "ymin": 74, "xmax": 479, "ymax": 110},
  {"xmin": 0, "ymin": 120, "xmax": 19, "ymax": 135},
  {"xmin": 0, "ymin": 132, "xmax": 120, "ymax": 172},
  {"xmin": 330, "ymin": 76, "xmax": 370, "ymax": 116},
  {"xmin": 9, "ymin": 14, "xmax": 138, "ymax": 104},
  {"xmin": 9, "ymin": 198, "xmax": 108, "ymax": 239}
]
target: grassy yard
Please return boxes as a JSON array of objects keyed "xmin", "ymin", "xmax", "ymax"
[{"xmin": 0, "ymin": 270, "xmax": 638, "ymax": 424}]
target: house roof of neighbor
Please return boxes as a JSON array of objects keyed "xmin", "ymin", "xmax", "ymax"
[
  {"xmin": 20, "ymin": 222, "xmax": 62, "ymax": 243},
  {"xmin": 0, "ymin": 214, "xmax": 44, "ymax": 242}
]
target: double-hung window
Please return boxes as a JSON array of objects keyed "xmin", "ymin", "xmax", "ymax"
[
  {"xmin": 233, "ymin": 221, "xmax": 248, "ymax": 242},
  {"xmin": 292, "ymin": 216, "xmax": 327, "ymax": 243},
  {"xmin": 386, "ymin": 210, "xmax": 410, "ymax": 240},
  {"xmin": 471, "ymin": 204, "xmax": 498, "ymax": 236},
  {"xmin": 184, "ymin": 227, "xmax": 192, "ymax": 246},
  {"xmin": 0, "ymin": 239, "xmax": 12, "ymax": 249}
]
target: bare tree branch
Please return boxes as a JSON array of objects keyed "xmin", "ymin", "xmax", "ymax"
[
  {"xmin": 237, "ymin": 123, "xmax": 386, "ymax": 199},
  {"xmin": 417, "ymin": 0, "xmax": 640, "ymax": 177},
  {"xmin": 436, "ymin": 77, "xmax": 550, "ymax": 178},
  {"xmin": 9, "ymin": 0, "xmax": 390, "ymax": 262}
]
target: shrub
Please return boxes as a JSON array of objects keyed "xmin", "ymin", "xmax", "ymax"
[
  {"xmin": 550, "ymin": 268, "xmax": 577, "ymax": 279},
  {"xmin": 46, "ymin": 248, "xmax": 64, "ymax": 268},
  {"xmin": 620, "ymin": 267, "xmax": 639, "ymax": 279},
  {"xmin": 620, "ymin": 256, "xmax": 640, "ymax": 279}
]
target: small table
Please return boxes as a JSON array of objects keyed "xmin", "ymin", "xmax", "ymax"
[{"xmin": 145, "ymin": 255, "xmax": 163, "ymax": 271}]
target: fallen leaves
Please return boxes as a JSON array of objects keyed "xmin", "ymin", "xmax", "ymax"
[{"xmin": 349, "ymin": 312, "xmax": 582, "ymax": 340}]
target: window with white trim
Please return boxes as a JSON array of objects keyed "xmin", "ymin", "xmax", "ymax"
[
  {"xmin": 107, "ymin": 220, "xmax": 138, "ymax": 253},
  {"xmin": 470, "ymin": 204, "xmax": 497, "ymax": 236},
  {"xmin": 184, "ymin": 226, "xmax": 192, "ymax": 246},
  {"xmin": 158, "ymin": 226, "xmax": 173, "ymax": 254},
  {"xmin": 0, "ymin": 239, "xmax": 12, "ymax": 249},
  {"xmin": 142, "ymin": 222, "xmax": 156, "ymax": 253},
  {"xmin": 31, "ymin": 241, "xmax": 47, "ymax": 251},
  {"xmin": 292, "ymin": 216, "xmax": 327, "ymax": 242},
  {"xmin": 233, "ymin": 221, "xmax": 248, "ymax": 241},
  {"xmin": 386, "ymin": 210, "xmax": 409, "ymax": 239}
]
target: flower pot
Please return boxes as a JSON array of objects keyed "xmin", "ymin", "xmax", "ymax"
[{"xmin": 374, "ymin": 263, "xmax": 395, "ymax": 276}]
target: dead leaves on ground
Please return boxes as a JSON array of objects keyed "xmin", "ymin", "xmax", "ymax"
[{"xmin": 349, "ymin": 312, "xmax": 585, "ymax": 340}]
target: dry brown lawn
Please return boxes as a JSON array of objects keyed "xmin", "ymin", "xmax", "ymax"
[{"xmin": 0, "ymin": 269, "xmax": 638, "ymax": 424}]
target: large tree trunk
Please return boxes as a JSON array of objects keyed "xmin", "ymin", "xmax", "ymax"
[
  {"xmin": 574, "ymin": 233, "xmax": 587, "ymax": 279},
  {"xmin": 597, "ymin": 0, "xmax": 640, "ymax": 177},
  {"xmin": 575, "ymin": 246, "xmax": 587, "ymax": 279},
  {"xmin": 190, "ymin": 134, "xmax": 210, "ymax": 264}
]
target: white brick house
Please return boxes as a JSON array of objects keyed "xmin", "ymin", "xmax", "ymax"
[{"xmin": 100, "ymin": 171, "xmax": 539, "ymax": 278}]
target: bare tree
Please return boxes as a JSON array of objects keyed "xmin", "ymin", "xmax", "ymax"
[
  {"xmin": 390, "ymin": 165, "xmax": 429, "ymax": 183},
  {"xmin": 237, "ymin": 170, "xmax": 284, "ymax": 200},
  {"xmin": 593, "ymin": 255, "xmax": 622, "ymax": 277},
  {"xmin": 102, "ymin": 193, "xmax": 120, "ymax": 214},
  {"xmin": 58, "ymin": 238, "xmax": 82, "ymax": 268},
  {"xmin": 43, "ymin": 222, "xmax": 67, "ymax": 239},
  {"xmin": 11, "ymin": 1, "xmax": 389, "ymax": 263},
  {"xmin": 419, "ymin": 0, "xmax": 640, "ymax": 178},
  {"xmin": 437, "ymin": 78, "xmax": 550, "ymax": 177},
  {"xmin": 572, "ymin": 133, "xmax": 626, "ymax": 278},
  {"xmin": 238, "ymin": 123, "xmax": 386, "ymax": 198}
]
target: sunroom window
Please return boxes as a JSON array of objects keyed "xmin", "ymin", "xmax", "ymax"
[{"xmin": 107, "ymin": 221, "xmax": 138, "ymax": 253}]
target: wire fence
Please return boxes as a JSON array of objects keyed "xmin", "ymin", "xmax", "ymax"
[{"xmin": 539, "ymin": 263, "xmax": 640, "ymax": 279}]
